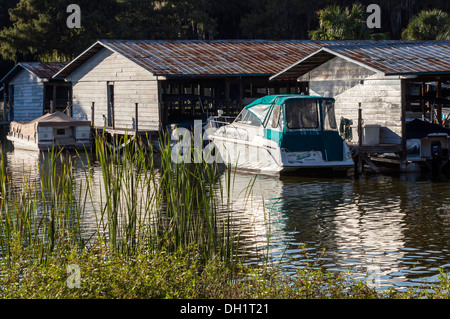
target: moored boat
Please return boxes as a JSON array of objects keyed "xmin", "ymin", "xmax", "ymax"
[
  {"xmin": 7, "ymin": 112, "xmax": 92, "ymax": 151},
  {"xmin": 208, "ymin": 94, "xmax": 354, "ymax": 175}
]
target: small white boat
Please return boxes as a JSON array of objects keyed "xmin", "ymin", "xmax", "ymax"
[
  {"xmin": 208, "ymin": 95, "xmax": 354, "ymax": 175},
  {"xmin": 7, "ymin": 112, "xmax": 92, "ymax": 151}
]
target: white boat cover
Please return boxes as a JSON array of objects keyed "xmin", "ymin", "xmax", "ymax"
[{"xmin": 10, "ymin": 112, "xmax": 91, "ymax": 136}]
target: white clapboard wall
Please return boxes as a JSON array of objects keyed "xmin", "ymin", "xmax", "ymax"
[
  {"xmin": 301, "ymin": 56, "xmax": 402, "ymax": 145},
  {"xmin": 68, "ymin": 47, "xmax": 160, "ymax": 131}
]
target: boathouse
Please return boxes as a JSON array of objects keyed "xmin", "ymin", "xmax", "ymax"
[
  {"xmin": 56, "ymin": 40, "xmax": 410, "ymax": 136},
  {"xmin": 1, "ymin": 62, "xmax": 70, "ymax": 122},
  {"xmin": 53, "ymin": 39, "xmax": 333, "ymax": 136},
  {"xmin": 270, "ymin": 41, "xmax": 450, "ymax": 170}
]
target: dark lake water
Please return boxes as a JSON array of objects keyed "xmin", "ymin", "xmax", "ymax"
[
  {"xmin": 227, "ymin": 172, "xmax": 450, "ymax": 291},
  {"xmin": 1, "ymin": 132, "xmax": 450, "ymax": 291}
]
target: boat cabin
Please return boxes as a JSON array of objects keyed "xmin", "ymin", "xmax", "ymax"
[
  {"xmin": 234, "ymin": 95, "xmax": 346, "ymax": 162},
  {"xmin": 7, "ymin": 112, "xmax": 91, "ymax": 151}
]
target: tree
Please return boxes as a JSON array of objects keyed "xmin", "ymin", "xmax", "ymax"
[
  {"xmin": 0, "ymin": 0, "xmax": 218, "ymax": 64},
  {"xmin": 0, "ymin": 0, "xmax": 19, "ymax": 75},
  {"xmin": 0, "ymin": 0, "xmax": 121, "ymax": 63},
  {"xmin": 206, "ymin": 0, "xmax": 250, "ymax": 39},
  {"xmin": 154, "ymin": 0, "xmax": 216, "ymax": 40},
  {"xmin": 308, "ymin": 3, "xmax": 387, "ymax": 40},
  {"xmin": 240, "ymin": 0, "xmax": 324, "ymax": 39},
  {"xmin": 401, "ymin": 9, "xmax": 450, "ymax": 40}
]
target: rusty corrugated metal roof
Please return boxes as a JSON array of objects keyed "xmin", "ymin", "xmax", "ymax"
[
  {"xmin": 1, "ymin": 62, "xmax": 68, "ymax": 83},
  {"xmin": 271, "ymin": 41, "xmax": 450, "ymax": 80},
  {"xmin": 325, "ymin": 41, "xmax": 450, "ymax": 75},
  {"xmin": 55, "ymin": 39, "xmax": 407, "ymax": 78},
  {"xmin": 19, "ymin": 62, "xmax": 68, "ymax": 78},
  {"xmin": 101, "ymin": 39, "xmax": 325, "ymax": 76}
]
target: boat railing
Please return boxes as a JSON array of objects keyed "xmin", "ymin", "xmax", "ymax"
[
  {"xmin": 9, "ymin": 130, "xmax": 36, "ymax": 142},
  {"xmin": 206, "ymin": 115, "xmax": 236, "ymax": 128},
  {"xmin": 206, "ymin": 116, "xmax": 253, "ymax": 141}
]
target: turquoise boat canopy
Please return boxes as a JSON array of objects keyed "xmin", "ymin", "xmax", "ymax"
[
  {"xmin": 241, "ymin": 94, "xmax": 344, "ymax": 161},
  {"xmin": 245, "ymin": 94, "xmax": 334, "ymax": 125},
  {"xmin": 245, "ymin": 94, "xmax": 334, "ymax": 109}
]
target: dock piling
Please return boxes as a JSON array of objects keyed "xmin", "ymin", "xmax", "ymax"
[
  {"xmin": 135, "ymin": 102, "xmax": 139, "ymax": 137},
  {"xmin": 91, "ymin": 102, "xmax": 95, "ymax": 127},
  {"xmin": 357, "ymin": 103, "xmax": 363, "ymax": 174}
]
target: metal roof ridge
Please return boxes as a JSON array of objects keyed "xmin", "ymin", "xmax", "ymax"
[
  {"xmin": 53, "ymin": 40, "xmax": 105, "ymax": 79},
  {"xmin": 269, "ymin": 47, "xmax": 331, "ymax": 81},
  {"xmin": 2, "ymin": 61, "xmax": 67, "ymax": 83},
  {"xmin": 320, "ymin": 46, "xmax": 387, "ymax": 74}
]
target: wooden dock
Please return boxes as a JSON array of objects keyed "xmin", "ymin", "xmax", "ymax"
[
  {"xmin": 347, "ymin": 106, "xmax": 406, "ymax": 174},
  {"xmin": 348, "ymin": 143, "xmax": 403, "ymax": 174},
  {"xmin": 94, "ymin": 126, "xmax": 157, "ymax": 137}
]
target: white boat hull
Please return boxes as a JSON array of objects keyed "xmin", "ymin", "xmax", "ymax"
[
  {"xmin": 7, "ymin": 112, "xmax": 93, "ymax": 152},
  {"xmin": 7, "ymin": 134, "xmax": 91, "ymax": 152},
  {"xmin": 210, "ymin": 133, "xmax": 354, "ymax": 175}
]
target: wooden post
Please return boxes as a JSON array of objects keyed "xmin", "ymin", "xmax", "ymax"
[
  {"xmin": 52, "ymin": 85, "xmax": 57, "ymax": 111},
  {"xmin": 358, "ymin": 103, "xmax": 363, "ymax": 147},
  {"xmin": 436, "ymin": 80, "xmax": 442, "ymax": 126},
  {"xmin": 400, "ymin": 80, "xmax": 407, "ymax": 171},
  {"xmin": 239, "ymin": 79, "xmax": 243, "ymax": 110},
  {"xmin": 91, "ymin": 102, "xmax": 95, "ymax": 127},
  {"xmin": 50, "ymin": 100, "xmax": 55, "ymax": 113},
  {"xmin": 157, "ymin": 79, "xmax": 166, "ymax": 132},
  {"xmin": 225, "ymin": 80, "xmax": 230, "ymax": 115},
  {"xmin": 111, "ymin": 102, "xmax": 115, "ymax": 129},
  {"xmin": 357, "ymin": 103, "xmax": 363, "ymax": 174},
  {"xmin": 67, "ymin": 101, "xmax": 72, "ymax": 117},
  {"xmin": 421, "ymin": 81, "xmax": 426, "ymax": 120},
  {"xmin": 8, "ymin": 85, "xmax": 13, "ymax": 121},
  {"xmin": 135, "ymin": 102, "xmax": 139, "ymax": 137},
  {"xmin": 427, "ymin": 84, "xmax": 432, "ymax": 122},
  {"xmin": 2, "ymin": 83, "xmax": 6, "ymax": 121}
]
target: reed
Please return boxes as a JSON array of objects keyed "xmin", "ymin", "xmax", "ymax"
[
  {"xmin": 151, "ymin": 131, "xmax": 240, "ymax": 264},
  {"xmin": 0, "ymin": 131, "xmax": 244, "ymax": 271},
  {"xmin": 3, "ymin": 135, "xmax": 449, "ymax": 299}
]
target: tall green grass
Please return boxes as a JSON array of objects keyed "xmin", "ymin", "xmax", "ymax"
[
  {"xmin": 0, "ymin": 145, "xmax": 88, "ymax": 266},
  {"xmin": 2, "ymin": 134, "xmax": 450, "ymax": 299},
  {"xmin": 0, "ymin": 132, "xmax": 243, "ymax": 269}
]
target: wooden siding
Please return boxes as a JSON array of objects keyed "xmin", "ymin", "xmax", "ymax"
[
  {"xmin": 68, "ymin": 48, "xmax": 160, "ymax": 131},
  {"xmin": 10, "ymin": 69, "xmax": 44, "ymax": 121},
  {"xmin": 302, "ymin": 57, "xmax": 402, "ymax": 145}
]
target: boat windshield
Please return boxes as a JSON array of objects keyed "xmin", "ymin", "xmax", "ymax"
[
  {"xmin": 234, "ymin": 108, "xmax": 261, "ymax": 126},
  {"xmin": 264, "ymin": 103, "xmax": 283, "ymax": 129},
  {"xmin": 285, "ymin": 99, "xmax": 319, "ymax": 129},
  {"xmin": 323, "ymin": 100, "xmax": 337, "ymax": 131}
]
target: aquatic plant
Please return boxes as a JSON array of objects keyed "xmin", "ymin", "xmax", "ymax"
[
  {"xmin": 0, "ymin": 132, "xmax": 243, "ymax": 268},
  {"xmin": 1, "ymin": 133, "xmax": 449, "ymax": 299}
]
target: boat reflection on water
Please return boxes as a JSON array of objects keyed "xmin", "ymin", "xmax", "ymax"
[
  {"xmin": 217, "ymin": 171, "xmax": 450, "ymax": 290},
  {"xmin": 215, "ymin": 172, "xmax": 290, "ymax": 264},
  {"xmin": 4, "ymin": 149, "xmax": 42, "ymax": 195}
]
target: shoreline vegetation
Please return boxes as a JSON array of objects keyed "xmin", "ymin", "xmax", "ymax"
[{"xmin": 0, "ymin": 133, "xmax": 449, "ymax": 299}]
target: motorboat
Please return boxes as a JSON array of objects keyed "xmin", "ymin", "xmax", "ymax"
[
  {"xmin": 208, "ymin": 94, "xmax": 354, "ymax": 175},
  {"xmin": 405, "ymin": 118, "xmax": 450, "ymax": 172},
  {"xmin": 7, "ymin": 112, "xmax": 92, "ymax": 151}
]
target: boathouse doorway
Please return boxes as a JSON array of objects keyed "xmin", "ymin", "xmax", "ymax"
[{"xmin": 107, "ymin": 82, "xmax": 115, "ymax": 128}]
